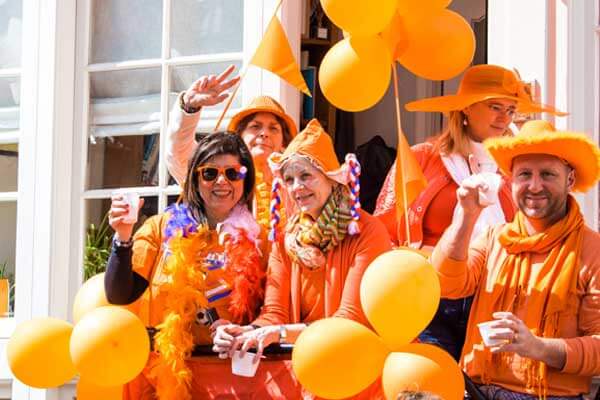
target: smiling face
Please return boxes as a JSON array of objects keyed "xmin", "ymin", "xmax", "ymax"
[
  {"xmin": 281, "ymin": 156, "xmax": 334, "ymax": 219},
  {"xmin": 240, "ymin": 112, "xmax": 285, "ymax": 161},
  {"xmin": 463, "ymin": 98, "xmax": 517, "ymax": 141},
  {"xmin": 197, "ymin": 154, "xmax": 245, "ymax": 225},
  {"xmin": 511, "ymin": 153, "xmax": 575, "ymax": 228}
]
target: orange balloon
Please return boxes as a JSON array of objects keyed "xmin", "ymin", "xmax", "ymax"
[
  {"xmin": 360, "ymin": 250, "xmax": 440, "ymax": 350},
  {"xmin": 292, "ymin": 318, "xmax": 389, "ymax": 399},
  {"xmin": 382, "ymin": 344, "xmax": 464, "ymax": 400},
  {"xmin": 321, "ymin": 0, "xmax": 397, "ymax": 37},
  {"xmin": 379, "ymin": 11, "xmax": 409, "ymax": 60},
  {"xmin": 77, "ymin": 377, "xmax": 123, "ymax": 400},
  {"xmin": 397, "ymin": 0, "xmax": 452, "ymax": 15},
  {"xmin": 398, "ymin": 9, "xmax": 475, "ymax": 80},
  {"xmin": 319, "ymin": 36, "xmax": 391, "ymax": 112},
  {"xmin": 70, "ymin": 306, "xmax": 150, "ymax": 387},
  {"xmin": 73, "ymin": 273, "xmax": 111, "ymax": 324},
  {"xmin": 7, "ymin": 318, "xmax": 77, "ymax": 388}
]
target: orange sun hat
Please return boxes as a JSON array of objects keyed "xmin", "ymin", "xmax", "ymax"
[
  {"xmin": 227, "ymin": 95, "xmax": 298, "ymax": 138},
  {"xmin": 485, "ymin": 120, "xmax": 600, "ymax": 192},
  {"xmin": 405, "ymin": 64, "xmax": 567, "ymax": 116}
]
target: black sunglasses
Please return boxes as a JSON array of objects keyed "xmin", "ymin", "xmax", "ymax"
[{"xmin": 196, "ymin": 165, "xmax": 247, "ymax": 182}]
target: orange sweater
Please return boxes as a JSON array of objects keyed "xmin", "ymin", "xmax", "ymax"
[
  {"xmin": 432, "ymin": 224, "xmax": 600, "ymax": 396},
  {"xmin": 253, "ymin": 211, "xmax": 392, "ymax": 326}
]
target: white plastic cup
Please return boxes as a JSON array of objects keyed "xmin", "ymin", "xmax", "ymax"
[
  {"xmin": 478, "ymin": 172, "xmax": 501, "ymax": 206},
  {"xmin": 231, "ymin": 350, "xmax": 260, "ymax": 377},
  {"xmin": 478, "ymin": 321, "xmax": 510, "ymax": 347},
  {"xmin": 113, "ymin": 190, "xmax": 140, "ymax": 224}
]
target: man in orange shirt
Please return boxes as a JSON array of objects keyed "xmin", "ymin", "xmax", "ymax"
[{"xmin": 431, "ymin": 120, "xmax": 600, "ymax": 399}]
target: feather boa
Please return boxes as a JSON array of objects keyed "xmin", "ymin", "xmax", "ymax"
[{"xmin": 149, "ymin": 203, "xmax": 264, "ymax": 400}]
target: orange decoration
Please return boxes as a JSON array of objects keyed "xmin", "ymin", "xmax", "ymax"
[{"xmin": 397, "ymin": 0, "xmax": 452, "ymax": 15}]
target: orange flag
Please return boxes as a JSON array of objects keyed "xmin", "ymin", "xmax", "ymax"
[
  {"xmin": 250, "ymin": 15, "xmax": 312, "ymax": 96},
  {"xmin": 394, "ymin": 131, "xmax": 427, "ymax": 221}
]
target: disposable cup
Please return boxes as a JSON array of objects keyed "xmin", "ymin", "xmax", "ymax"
[
  {"xmin": 231, "ymin": 350, "xmax": 260, "ymax": 377},
  {"xmin": 113, "ymin": 190, "xmax": 140, "ymax": 224},
  {"xmin": 478, "ymin": 321, "xmax": 509, "ymax": 347},
  {"xmin": 478, "ymin": 172, "xmax": 501, "ymax": 206}
]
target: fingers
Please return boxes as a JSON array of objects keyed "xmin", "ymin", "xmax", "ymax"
[{"xmin": 216, "ymin": 64, "xmax": 236, "ymax": 82}]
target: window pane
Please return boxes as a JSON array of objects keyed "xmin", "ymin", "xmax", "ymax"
[
  {"xmin": 0, "ymin": 143, "xmax": 18, "ymax": 191},
  {"xmin": 171, "ymin": 0, "xmax": 243, "ymax": 57},
  {"xmin": 83, "ymin": 197, "xmax": 158, "ymax": 280},
  {"xmin": 0, "ymin": 201, "xmax": 16, "ymax": 317},
  {"xmin": 0, "ymin": 76, "xmax": 20, "ymax": 132},
  {"xmin": 87, "ymin": 134, "xmax": 160, "ymax": 189},
  {"xmin": 0, "ymin": 0, "xmax": 22, "ymax": 69},
  {"xmin": 91, "ymin": 0, "xmax": 162, "ymax": 64}
]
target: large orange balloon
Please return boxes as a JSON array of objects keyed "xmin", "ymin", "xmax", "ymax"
[
  {"xmin": 319, "ymin": 36, "xmax": 391, "ymax": 112},
  {"xmin": 321, "ymin": 0, "xmax": 396, "ymax": 37},
  {"xmin": 360, "ymin": 250, "xmax": 440, "ymax": 350},
  {"xmin": 70, "ymin": 306, "xmax": 149, "ymax": 387},
  {"xmin": 77, "ymin": 377, "xmax": 123, "ymax": 400},
  {"xmin": 379, "ymin": 11, "xmax": 409, "ymax": 60},
  {"xmin": 398, "ymin": 9, "xmax": 475, "ymax": 80},
  {"xmin": 7, "ymin": 318, "xmax": 77, "ymax": 388},
  {"xmin": 73, "ymin": 273, "xmax": 111, "ymax": 324},
  {"xmin": 397, "ymin": 0, "xmax": 452, "ymax": 15},
  {"xmin": 292, "ymin": 318, "xmax": 389, "ymax": 399},
  {"xmin": 382, "ymin": 344, "xmax": 464, "ymax": 400}
]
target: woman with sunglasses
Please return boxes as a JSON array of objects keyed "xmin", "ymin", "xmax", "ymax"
[
  {"xmin": 105, "ymin": 132, "xmax": 266, "ymax": 399},
  {"xmin": 212, "ymin": 120, "xmax": 392, "ymax": 398},
  {"xmin": 167, "ymin": 65, "xmax": 297, "ymax": 245},
  {"xmin": 374, "ymin": 64, "xmax": 565, "ymax": 361}
]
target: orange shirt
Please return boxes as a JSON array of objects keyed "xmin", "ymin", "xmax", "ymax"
[{"xmin": 432, "ymin": 225, "xmax": 600, "ymax": 396}]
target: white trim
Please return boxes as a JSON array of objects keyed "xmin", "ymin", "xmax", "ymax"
[
  {"xmin": 0, "ymin": 193, "xmax": 18, "ymax": 202},
  {"xmin": 0, "ymin": 131, "xmax": 19, "ymax": 144},
  {"xmin": 0, "ymin": 69, "xmax": 20, "ymax": 78}
]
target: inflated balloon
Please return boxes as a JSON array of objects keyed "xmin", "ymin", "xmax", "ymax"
[
  {"xmin": 7, "ymin": 318, "xmax": 77, "ymax": 388},
  {"xmin": 360, "ymin": 249, "xmax": 440, "ymax": 350},
  {"xmin": 398, "ymin": 9, "xmax": 475, "ymax": 80},
  {"xmin": 77, "ymin": 377, "xmax": 123, "ymax": 400},
  {"xmin": 321, "ymin": 0, "xmax": 396, "ymax": 37},
  {"xmin": 379, "ymin": 11, "xmax": 409, "ymax": 60},
  {"xmin": 292, "ymin": 317, "xmax": 389, "ymax": 399},
  {"xmin": 397, "ymin": 0, "xmax": 452, "ymax": 15},
  {"xmin": 382, "ymin": 344, "xmax": 464, "ymax": 400},
  {"xmin": 319, "ymin": 36, "xmax": 391, "ymax": 112},
  {"xmin": 70, "ymin": 306, "xmax": 149, "ymax": 387},
  {"xmin": 73, "ymin": 272, "xmax": 111, "ymax": 324}
]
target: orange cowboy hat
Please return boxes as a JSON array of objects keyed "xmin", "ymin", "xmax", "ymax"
[
  {"xmin": 227, "ymin": 95, "xmax": 298, "ymax": 138},
  {"xmin": 405, "ymin": 65, "xmax": 567, "ymax": 116},
  {"xmin": 485, "ymin": 120, "xmax": 600, "ymax": 192}
]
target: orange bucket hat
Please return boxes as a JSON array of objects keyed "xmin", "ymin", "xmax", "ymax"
[
  {"xmin": 405, "ymin": 64, "xmax": 566, "ymax": 115},
  {"xmin": 267, "ymin": 119, "xmax": 362, "ymax": 240},
  {"xmin": 485, "ymin": 120, "xmax": 600, "ymax": 192},
  {"xmin": 227, "ymin": 95, "xmax": 298, "ymax": 138}
]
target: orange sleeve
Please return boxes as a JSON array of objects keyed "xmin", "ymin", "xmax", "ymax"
[
  {"xmin": 252, "ymin": 242, "xmax": 291, "ymax": 326},
  {"xmin": 131, "ymin": 215, "xmax": 164, "ymax": 280},
  {"xmin": 332, "ymin": 216, "xmax": 392, "ymax": 325},
  {"xmin": 430, "ymin": 226, "xmax": 489, "ymax": 299}
]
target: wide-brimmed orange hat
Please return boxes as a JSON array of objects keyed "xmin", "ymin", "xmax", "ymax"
[
  {"xmin": 485, "ymin": 120, "xmax": 600, "ymax": 192},
  {"xmin": 227, "ymin": 95, "xmax": 298, "ymax": 138},
  {"xmin": 405, "ymin": 65, "xmax": 566, "ymax": 116}
]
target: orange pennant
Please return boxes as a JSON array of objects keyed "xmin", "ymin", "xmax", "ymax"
[
  {"xmin": 250, "ymin": 15, "xmax": 312, "ymax": 97},
  {"xmin": 394, "ymin": 130, "xmax": 427, "ymax": 222}
]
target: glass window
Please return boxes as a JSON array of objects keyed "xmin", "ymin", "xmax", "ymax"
[
  {"xmin": 0, "ymin": 202, "xmax": 16, "ymax": 318},
  {"xmin": 0, "ymin": 143, "xmax": 18, "ymax": 192},
  {"xmin": 0, "ymin": 0, "xmax": 22, "ymax": 69}
]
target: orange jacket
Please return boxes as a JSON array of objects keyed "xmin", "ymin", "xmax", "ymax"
[
  {"xmin": 375, "ymin": 141, "xmax": 515, "ymax": 247},
  {"xmin": 252, "ymin": 211, "xmax": 392, "ymax": 327}
]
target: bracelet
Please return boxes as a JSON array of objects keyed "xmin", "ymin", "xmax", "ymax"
[
  {"xmin": 113, "ymin": 237, "xmax": 133, "ymax": 249},
  {"xmin": 179, "ymin": 91, "xmax": 201, "ymax": 114}
]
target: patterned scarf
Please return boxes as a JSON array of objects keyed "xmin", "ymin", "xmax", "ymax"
[{"xmin": 285, "ymin": 185, "xmax": 353, "ymax": 270}]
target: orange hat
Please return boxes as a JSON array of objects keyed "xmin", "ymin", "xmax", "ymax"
[
  {"xmin": 405, "ymin": 65, "xmax": 566, "ymax": 116},
  {"xmin": 227, "ymin": 95, "xmax": 298, "ymax": 138},
  {"xmin": 485, "ymin": 120, "xmax": 600, "ymax": 192},
  {"xmin": 267, "ymin": 119, "xmax": 362, "ymax": 240}
]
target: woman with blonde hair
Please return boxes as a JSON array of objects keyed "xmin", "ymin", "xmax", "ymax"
[{"xmin": 374, "ymin": 64, "xmax": 565, "ymax": 360}]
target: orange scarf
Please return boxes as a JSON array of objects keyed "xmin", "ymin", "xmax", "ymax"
[{"xmin": 465, "ymin": 196, "xmax": 584, "ymax": 397}]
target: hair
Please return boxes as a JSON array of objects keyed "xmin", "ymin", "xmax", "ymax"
[
  {"xmin": 434, "ymin": 108, "xmax": 513, "ymax": 158},
  {"xmin": 235, "ymin": 112, "xmax": 293, "ymax": 147},
  {"xmin": 396, "ymin": 391, "xmax": 442, "ymax": 400},
  {"xmin": 181, "ymin": 131, "xmax": 255, "ymax": 223}
]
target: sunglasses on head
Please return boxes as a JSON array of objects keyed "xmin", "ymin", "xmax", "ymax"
[{"xmin": 196, "ymin": 165, "xmax": 247, "ymax": 182}]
